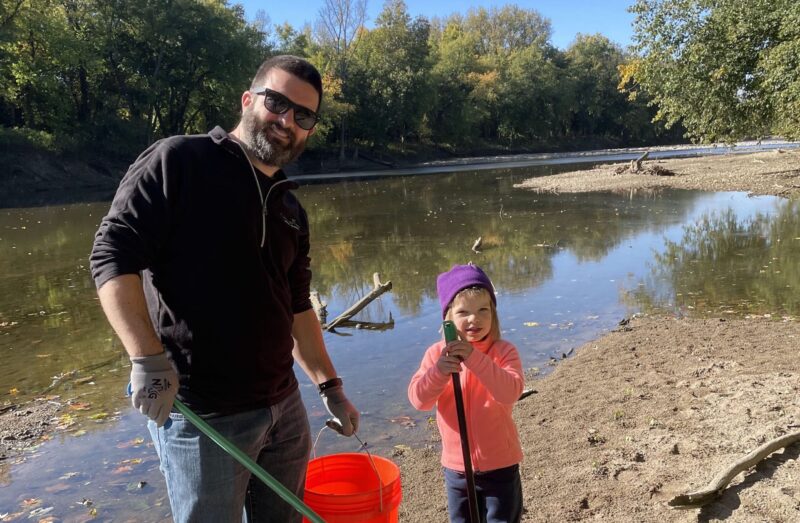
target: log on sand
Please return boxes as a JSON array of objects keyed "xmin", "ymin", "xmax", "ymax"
[{"xmin": 668, "ymin": 430, "xmax": 800, "ymax": 508}]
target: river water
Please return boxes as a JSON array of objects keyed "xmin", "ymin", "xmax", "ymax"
[{"xmin": 1, "ymin": 155, "xmax": 799, "ymax": 520}]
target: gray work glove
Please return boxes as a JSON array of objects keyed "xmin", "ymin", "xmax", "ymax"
[
  {"xmin": 321, "ymin": 383, "xmax": 360, "ymax": 437},
  {"xmin": 130, "ymin": 352, "xmax": 178, "ymax": 427}
]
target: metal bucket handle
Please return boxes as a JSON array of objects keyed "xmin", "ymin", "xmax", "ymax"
[{"xmin": 312, "ymin": 422, "xmax": 385, "ymax": 514}]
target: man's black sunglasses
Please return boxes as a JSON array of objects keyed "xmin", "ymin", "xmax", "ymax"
[{"xmin": 251, "ymin": 87, "xmax": 319, "ymax": 130}]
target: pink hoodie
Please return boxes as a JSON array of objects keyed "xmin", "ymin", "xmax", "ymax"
[{"xmin": 408, "ymin": 337, "xmax": 524, "ymax": 472}]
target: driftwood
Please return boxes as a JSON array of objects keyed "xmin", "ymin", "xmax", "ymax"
[
  {"xmin": 518, "ymin": 388, "xmax": 537, "ymax": 401},
  {"xmin": 310, "ymin": 291, "xmax": 327, "ymax": 323},
  {"xmin": 613, "ymin": 151, "xmax": 676, "ymax": 177},
  {"xmin": 326, "ymin": 316, "xmax": 395, "ymax": 335},
  {"xmin": 630, "ymin": 151, "xmax": 649, "ymax": 172},
  {"xmin": 471, "ymin": 236, "xmax": 483, "ymax": 253},
  {"xmin": 668, "ymin": 430, "xmax": 800, "ymax": 508},
  {"xmin": 324, "ymin": 273, "xmax": 392, "ymax": 331}
]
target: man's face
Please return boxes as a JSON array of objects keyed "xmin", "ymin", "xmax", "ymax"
[{"xmin": 240, "ymin": 68, "xmax": 319, "ymax": 168}]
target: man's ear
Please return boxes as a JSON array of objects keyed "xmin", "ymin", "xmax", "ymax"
[
  {"xmin": 307, "ymin": 126, "xmax": 317, "ymax": 137},
  {"xmin": 241, "ymin": 90, "xmax": 254, "ymax": 110}
]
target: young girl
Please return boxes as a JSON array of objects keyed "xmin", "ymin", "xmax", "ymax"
[{"xmin": 408, "ymin": 263, "xmax": 524, "ymax": 523}]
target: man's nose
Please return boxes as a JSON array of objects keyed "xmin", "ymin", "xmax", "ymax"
[{"xmin": 277, "ymin": 107, "xmax": 295, "ymax": 129}]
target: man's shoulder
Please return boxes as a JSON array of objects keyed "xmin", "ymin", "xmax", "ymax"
[
  {"xmin": 128, "ymin": 132, "xmax": 224, "ymax": 176},
  {"xmin": 156, "ymin": 132, "xmax": 217, "ymax": 154}
]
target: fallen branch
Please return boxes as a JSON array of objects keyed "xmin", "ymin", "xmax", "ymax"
[
  {"xmin": 325, "ymin": 273, "xmax": 392, "ymax": 331},
  {"xmin": 630, "ymin": 151, "xmax": 649, "ymax": 172},
  {"xmin": 668, "ymin": 430, "xmax": 800, "ymax": 508},
  {"xmin": 518, "ymin": 389, "xmax": 537, "ymax": 401},
  {"xmin": 310, "ymin": 291, "xmax": 327, "ymax": 323},
  {"xmin": 326, "ymin": 316, "xmax": 395, "ymax": 334}
]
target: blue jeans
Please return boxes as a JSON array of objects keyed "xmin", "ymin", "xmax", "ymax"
[
  {"xmin": 443, "ymin": 464, "xmax": 523, "ymax": 523},
  {"xmin": 148, "ymin": 388, "xmax": 311, "ymax": 523}
]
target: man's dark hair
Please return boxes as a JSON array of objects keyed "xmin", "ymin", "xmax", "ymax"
[{"xmin": 251, "ymin": 55, "xmax": 323, "ymax": 110}]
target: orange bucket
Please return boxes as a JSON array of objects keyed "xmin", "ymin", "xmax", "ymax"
[{"xmin": 303, "ymin": 453, "xmax": 402, "ymax": 522}]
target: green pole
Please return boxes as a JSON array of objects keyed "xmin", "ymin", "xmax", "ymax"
[
  {"xmin": 443, "ymin": 320, "xmax": 480, "ymax": 523},
  {"xmin": 128, "ymin": 384, "xmax": 324, "ymax": 523},
  {"xmin": 171, "ymin": 399, "xmax": 325, "ymax": 523}
]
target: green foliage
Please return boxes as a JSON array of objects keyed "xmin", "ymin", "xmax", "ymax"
[
  {"xmin": 1, "ymin": 0, "xmax": 265, "ymax": 156},
  {"xmin": 0, "ymin": 0, "xmax": 683, "ymax": 160},
  {"xmin": 348, "ymin": 0, "xmax": 433, "ymax": 146},
  {"xmin": 0, "ymin": 126, "xmax": 59, "ymax": 152},
  {"xmin": 628, "ymin": 0, "xmax": 800, "ymax": 142}
]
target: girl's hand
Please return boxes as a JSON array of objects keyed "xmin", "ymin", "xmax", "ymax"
[
  {"xmin": 446, "ymin": 340, "xmax": 473, "ymax": 361},
  {"xmin": 436, "ymin": 348, "xmax": 462, "ymax": 375},
  {"xmin": 435, "ymin": 341, "xmax": 473, "ymax": 375}
]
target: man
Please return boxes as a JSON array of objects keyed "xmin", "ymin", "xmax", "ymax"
[{"xmin": 90, "ymin": 55, "xmax": 359, "ymax": 522}]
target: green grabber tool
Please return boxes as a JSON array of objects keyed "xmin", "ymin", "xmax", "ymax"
[
  {"xmin": 443, "ymin": 320, "xmax": 480, "ymax": 523},
  {"xmin": 127, "ymin": 383, "xmax": 325, "ymax": 523}
]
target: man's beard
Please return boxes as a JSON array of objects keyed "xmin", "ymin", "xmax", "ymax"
[{"xmin": 241, "ymin": 108, "xmax": 304, "ymax": 168}]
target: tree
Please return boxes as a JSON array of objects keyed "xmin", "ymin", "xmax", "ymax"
[
  {"xmin": 315, "ymin": 0, "xmax": 367, "ymax": 158},
  {"xmin": 564, "ymin": 34, "xmax": 627, "ymax": 138},
  {"xmin": 273, "ymin": 22, "xmax": 313, "ymax": 56},
  {"xmin": 347, "ymin": 0, "xmax": 432, "ymax": 148},
  {"xmin": 627, "ymin": 0, "xmax": 800, "ymax": 142},
  {"xmin": 427, "ymin": 17, "xmax": 482, "ymax": 144}
]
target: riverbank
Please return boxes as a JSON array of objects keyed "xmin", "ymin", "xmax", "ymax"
[
  {"xmin": 399, "ymin": 314, "xmax": 800, "ymax": 522},
  {"xmin": 515, "ymin": 147, "xmax": 800, "ymax": 197},
  {"xmin": 4, "ymin": 138, "xmax": 794, "ymax": 208},
  {"xmin": 3, "ymin": 138, "xmax": 618, "ymax": 208}
]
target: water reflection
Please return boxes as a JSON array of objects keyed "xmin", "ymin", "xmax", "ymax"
[
  {"xmin": 628, "ymin": 199, "xmax": 800, "ymax": 316},
  {"xmin": 0, "ymin": 168, "xmax": 792, "ymax": 519},
  {"xmin": 303, "ymin": 167, "xmax": 703, "ymax": 318}
]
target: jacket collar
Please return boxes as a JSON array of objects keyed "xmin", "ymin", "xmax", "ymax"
[{"xmin": 208, "ymin": 126, "xmax": 299, "ymax": 191}]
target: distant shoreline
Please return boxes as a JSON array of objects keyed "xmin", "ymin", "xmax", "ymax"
[
  {"xmin": 2, "ymin": 140, "xmax": 796, "ymax": 208},
  {"xmin": 515, "ymin": 146, "xmax": 800, "ymax": 198}
]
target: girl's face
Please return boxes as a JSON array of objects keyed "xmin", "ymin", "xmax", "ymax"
[{"xmin": 451, "ymin": 291, "xmax": 493, "ymax": 342}]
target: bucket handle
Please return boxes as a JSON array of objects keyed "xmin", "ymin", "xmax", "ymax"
[{"xmin": 312, "ymin": 422, "xmax": 385, "ymax": 514}]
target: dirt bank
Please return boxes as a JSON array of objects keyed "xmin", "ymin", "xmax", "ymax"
[
  {"xmin": 399, "ymin": 315, "xmax": 800, "ymax": 522},
  {"xmin": 514, "ymin": 148, "xmax": 800, "ymax": 197},
  {"xmin": 0, "ymin": 399, "xmax": 62, "ymax": 462}
]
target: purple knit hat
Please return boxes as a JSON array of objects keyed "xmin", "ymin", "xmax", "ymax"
[{"xmin": 436, "ymin": 264, "xmax": 496, "ymax": 319}]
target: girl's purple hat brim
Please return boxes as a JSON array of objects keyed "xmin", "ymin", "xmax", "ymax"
[{"xmin": 436, "ymin": 264, "xmax": 496, "ymax": 319}]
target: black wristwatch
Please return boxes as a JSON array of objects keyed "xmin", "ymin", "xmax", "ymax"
[{"xmin": 317, "ymin": 377, "xmax": 343, "ymax": 394}]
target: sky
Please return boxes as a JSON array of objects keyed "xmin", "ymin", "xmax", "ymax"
[{"xmin": 236, "ymin": 0, "xmax": 637, "ymax": 50}]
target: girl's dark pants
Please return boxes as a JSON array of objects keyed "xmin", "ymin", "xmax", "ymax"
[{"xmin": 443, "ymin": 463, "xmax": 522, "ymax": 523}]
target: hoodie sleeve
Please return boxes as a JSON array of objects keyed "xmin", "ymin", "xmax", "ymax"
[
  {"xmin": 408, "ymin": 342, "xmax": 452, "ymax": 411},
  {"xmin": 90, "ymin": 139, "xmax": 178, "ymax": 289},
  {"xmin": 288, "ymin": 205, "xmax": 312, "ymax": 314},
  {"xmin": 463, "ymin": 341, "xmax": 524, "ymax": 405}
]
